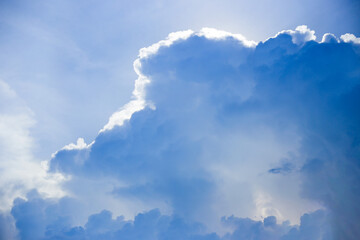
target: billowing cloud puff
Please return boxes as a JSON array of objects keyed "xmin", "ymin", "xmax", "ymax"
[
  {"xmin": 7, "ymin": 191, "xmax": 331, "ymax": 240},
  {"xmin": 2, "ymin": 26, "xmax": 360, "ymax": 239}
]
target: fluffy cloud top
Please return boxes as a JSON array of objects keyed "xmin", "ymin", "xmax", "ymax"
[{"xmin": 1, "ymin": 26, "xmax": 360, "ymax": 239}]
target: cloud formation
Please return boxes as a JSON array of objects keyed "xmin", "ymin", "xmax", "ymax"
[
  {"xmin": 6, "ymin": 191, "xmax": 331, "ymax": 240},
  {"xmin": 1, "ymin": 26, "xmax": 360, "ymax": 239},
  {"xmin": 0, "ymin": 80, "xmax": 64, "ymax": 212}
]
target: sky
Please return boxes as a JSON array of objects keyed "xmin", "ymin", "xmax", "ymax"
[{"xmin": 0, "ymin": 0, "xmax": 360, "ymax": 240}]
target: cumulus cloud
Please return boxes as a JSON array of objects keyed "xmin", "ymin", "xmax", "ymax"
[
  {"xmin": 2, "ymin": 26, "xmax": 360, "ymax": 239},
  {"xmin": 340, "ymin": 33, "xmax": 360, "ymax": 44},
  {"xmin": 52, "ymin": 26, "xmax": 360, "ymax": 238},
  {"xmin": 50, "ymin": 27, "xmax": 313, "ymax": 226},
  {"xmin": 7, "ymin": 192, "xmax": 330, "ymax": 240},
  {"xmin": 273, "ymin": 25, "xmax": 316, "ymax": 45},
  {"xmin": 321, "ymin": 33, "xmax": 339, "ymax": 43},
  {"xmin": 222, "ymin": 209, "xmax": 332, "ymax": 240}
]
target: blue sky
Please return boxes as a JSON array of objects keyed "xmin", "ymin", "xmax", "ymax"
[{"xmin": 0, "ymin": 1, "xmax": 359, "ymax": 240}]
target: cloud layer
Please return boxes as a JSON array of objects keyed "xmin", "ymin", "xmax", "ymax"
[
  {"xmin": 5, "ymin": 191, "xmax": 332, "ymax": 240},
  {"xmin": 1, "ymin": 26, "xmax": 360, "ymax": 239}
]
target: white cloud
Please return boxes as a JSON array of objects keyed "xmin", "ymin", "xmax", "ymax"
[
  {"xmin": 100, "ymin": 28, "xmax": 256, "ymax": 133},
  {"xmin": 272, "ymin": 25, "xmax": 316, "ymax": 45},
  {"xmin": 321, "ymin": 33, "xmax": 339, "ymax": 43},
  {"xmin": 198, "ymin": 28, "xmax": 257, "ymax": 47},
  {"xmin": 0, "ymin": 80, "xmax": 65, "ymax": 212},
  {"xmin": 61, "ymin": 138, "xmax": 92, "ymax": 151},
  {"xmin": 340, "ymin": 33, "xmax": 360, "ymax": 44}
]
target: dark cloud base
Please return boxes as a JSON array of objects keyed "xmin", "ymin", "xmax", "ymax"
[{"xmin": 1, "ymin": 191, "xmax": 331, "ymax": 240}]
